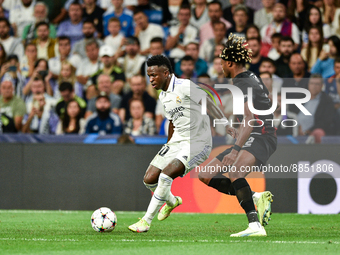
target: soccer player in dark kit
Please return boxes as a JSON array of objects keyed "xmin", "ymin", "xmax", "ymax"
[{"xmin": 199, "ymin": 34, "xmax": 277, "ymax": 237}]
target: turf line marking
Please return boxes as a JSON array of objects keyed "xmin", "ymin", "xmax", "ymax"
[
  {"xmin": 0, "ymin": 238, "xmax": 338, "ymax": 245},
  {"xmin": 0, "ymin": 210, "xmax": 143, "ymax": 214},
  {"xmin": 0, "ymin": 210, "xmax": 80, "ymax": 214}
]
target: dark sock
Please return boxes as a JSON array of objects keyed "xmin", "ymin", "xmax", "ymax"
[
  {"xmin": 208, "ymin": 173, "xmax": 236, "ymax": 195},
  {"xmin": 232, "ymin": 178, "xmax": 259, "ymax": 223},
  {"xmin": 246, "ymin": 210, "xmax": 259, "ymax": 223}
]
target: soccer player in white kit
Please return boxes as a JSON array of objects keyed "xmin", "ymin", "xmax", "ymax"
[{"xmin": 128, "ymin": 55, "xmax": 236, "ymax": 233}]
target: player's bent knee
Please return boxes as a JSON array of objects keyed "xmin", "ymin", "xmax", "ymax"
[
  {"xmin": 143, "ymin": 165, "xmax": 161, "ymax": 184},
  {"xmin": 143, "ymin": 175, "xmax": 158, "ymax": 185}
]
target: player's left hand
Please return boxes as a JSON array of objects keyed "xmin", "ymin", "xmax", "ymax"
[
  {"xmin": 226, "ymin": 127, "xmax": 238, "ymax": 138},
  {"xmin": 222, "ymin": 150, "xmax": 238, "ymax": 166}
]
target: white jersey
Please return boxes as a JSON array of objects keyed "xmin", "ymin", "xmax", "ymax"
[{"xmin": 159, "ymin": 74, "xmax": 212, "ymax": 145}]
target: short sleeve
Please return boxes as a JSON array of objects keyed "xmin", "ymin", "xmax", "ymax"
[{"xmin": 181, "ymin": 80, "xmax": 207, "ymax": 104}]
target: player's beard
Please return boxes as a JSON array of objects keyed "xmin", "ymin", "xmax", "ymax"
[
  {"xmin": 97, "ymin": 108, "xmax": 110, "ymax": 120},
  {"xmin": 84, "ymin": 33, "xmax": 94, "ymax": 39},
  {"xmin": 222, "ymin": 67, "xmax": 229, "ymax": 77}
]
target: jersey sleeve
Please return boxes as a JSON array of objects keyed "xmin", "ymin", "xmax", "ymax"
[{"xmin": 180, "ymin": 80, "xmax": 207, "ymax": 104}]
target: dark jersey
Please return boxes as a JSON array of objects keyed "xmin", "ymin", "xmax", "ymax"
[{"xmin": 233, "ymin": 70, "xmax": 276, "ymax": 136}]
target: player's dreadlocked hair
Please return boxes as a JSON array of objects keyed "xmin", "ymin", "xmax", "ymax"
[
  {"xmin": 147, "ymin": 55, "xmax": 173, "ymax": 73},
  {"xmin": 219, "ymin": 33, "xmax": 252, "ymax": 65}
]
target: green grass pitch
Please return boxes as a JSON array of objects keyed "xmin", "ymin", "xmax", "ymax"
[{"xmin": 0, "ymin": 210, "xmax": 339, "ymax": 255}]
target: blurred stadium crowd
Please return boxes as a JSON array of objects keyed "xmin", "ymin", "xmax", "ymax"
[{"xmin": 0, "ymin": 0, "xmax": 339, "ymax": 143}]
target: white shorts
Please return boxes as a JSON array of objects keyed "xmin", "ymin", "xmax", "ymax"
[{"xmin": 150, "ymin": 140, "xmax": 212, "ymax": 176}]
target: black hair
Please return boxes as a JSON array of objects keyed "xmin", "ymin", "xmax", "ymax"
[
  {"xmin": 34, "ymin": 58, "xmax": 49, "ymax": 70},
  {"xmin": 304, "ymin": 6, "xmax": 323, "ymax": 32},
  {"xmin": 147, "ymin": 55, "xmax": 173, "ymax": 73},
  {"xmin": 59, "ymin": 82, "xmax": 74, "ymax": 92},
  {"xmin": 181, "ymin": 55, "xmax": 194, "ymax": 62},
  {"xmin": 35, "ymin": 21, "xmax": 49, "ymax": 30},
  {"xmin": 150, "ymin": 37, "xmax": 164, "ymax": 44},
  {"xmin": 83, "ymin": 19, "xmax": 95, "ymax": 26},
  {"xmin": 133, "ymin": 9, "xmax": 145, "ymax": 16},
  {"xmin": 58, "ymin": 36, "xmax": 71, "ymax": 43},
  {"xmin": 208, "ymin": 1, "xmax": 222, "ymax": 10},
  {"xmin": 279, "ymin": 36, "xmax": 294, "ymax": 45},
  {"xmin": 127, "ymin": 36, "xmax": 140, "ymax": 46},
  {"xmin": 271, "ymin": 32, "xmax": 282, "ymax": 40},
  {"xmin": 0, "ymin": 17, "xmax": 10, "ymax": 28},
  {"xmin": 219, "ymin": 33, "xmax": 252, "ymax": 65},
  {"xmin": 69, "ymin": 2, "xmax": 82, "ymax": 8},
  {"xmin": 245, "ymin": 24, "xmax": 261, "ymax": 40},
  {"xmin": 7, "ymin": 54, "xmax": 19, "ymax": 62},
  {"xmin": 334, "ymin": 57, "xmax": 340, "ymax": 65},
  {"xmin": 62, "ymin": 99, "xmax": 81, "ymax": 134},
  {"xmin": 179, "ymin": 4, "xmax": 191, "ymax": 11},
  {"xmin": 261, "ymin": 57, "xmax": 275, "ymax": 66},
  {"xmin": 328, "ymin": 35, "xmax": 340, "ymax": 57}
]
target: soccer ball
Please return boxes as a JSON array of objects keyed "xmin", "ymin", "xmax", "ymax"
[{"xmin": 91, "ymin": 207, "xmax": 117, "ymax": 232}]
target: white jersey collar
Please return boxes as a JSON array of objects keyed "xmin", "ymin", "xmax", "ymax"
[{"xmin": 166, "ymin": 74, "xmax": 176, "ymax": 92}]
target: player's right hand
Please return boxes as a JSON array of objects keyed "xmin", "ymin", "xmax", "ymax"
[
  {"xmin": 222, "ymin": 150, "xmax": 238, "ymax": 166},
  {"xmin": 226, "ymin": 127, "xmax": 238, "ymax": 139}
]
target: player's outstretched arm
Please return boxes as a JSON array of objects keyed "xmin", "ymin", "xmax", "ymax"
[{"xmin": 205, "ymin": 95, "xmax": 238, "ymax": 138}]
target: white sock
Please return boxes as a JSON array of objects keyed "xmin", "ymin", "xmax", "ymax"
[
  {"xmin": 143, "ymin": 181, "xmax": 158, "ymax": 192},
  {"xmin": 143, "ymin": 181, "xmax": 176, "ymax": 205},
  {"xmin": 249, "ymin": 221, "xmax": 262, "ymax": 230},
  {"xmin": 252, "ymin": 192, "xmax": 261, "ymax": 204},
  {"xmin": 142, "ymin": 173, "xmax": 173, "ymax": 225},
  {"xmin": 166, "ymin": 191, "xmax": 177, "ymax": 207}
]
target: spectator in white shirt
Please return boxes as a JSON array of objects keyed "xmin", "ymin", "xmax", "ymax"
[
  {"xmin": 49, "ymin": 36, "xmax": 81, "ymax": 77},
  {"xmin": 76, "ymin": 40, "xmax": 102, "ymax": 95},
  {"xmin": 166, "ymin": 5, "xmax": 199, "ymax": 60},
  {"xmin": 6, "ymin": 0, "xmax": 36, "ymax": 38},
  {"xmin": 190, "ymin": 0, "xmax": 209, "ymax": 29},
  {"xmin": 117, "ymin": 36, "xmax": 146, "ymax": 90},
  {"xmin": 104, "ymin": 17, "xmax": 125, "ymax": 56},
  {"xmin": 254, "ymin": 0, "xmax": 275, "ymax": 30},
  {"xmin": 133, "ymin": 9, "xmax": 164, "ymax": 55},
  {"xmin": 0, "ymin": 18, "xmax": 24, "ymax": 62}
]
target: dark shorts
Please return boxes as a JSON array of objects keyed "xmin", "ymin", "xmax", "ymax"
[{"xmin": 216, "ymin": 134, "xmax": 277, "ymax": 166}]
